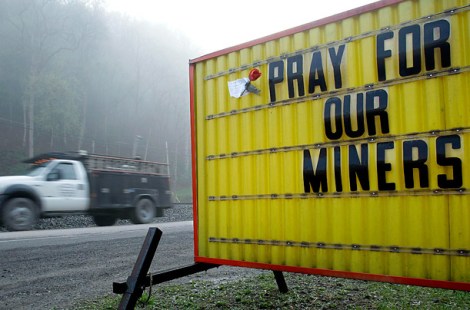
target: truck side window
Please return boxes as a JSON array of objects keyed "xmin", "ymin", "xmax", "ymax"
[{"xmin": 56, "ymin": 163, "xmax": 77, "ymax": 180}]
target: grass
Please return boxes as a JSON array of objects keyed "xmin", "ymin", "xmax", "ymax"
[{"xmin": 75, "ymin": 271, "xmax": 470, "ymax": 309}]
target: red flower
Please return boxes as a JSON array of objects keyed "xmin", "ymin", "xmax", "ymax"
[{"xmin": 249, "ymin": 68, "xmax": 262, "ymax": 81}]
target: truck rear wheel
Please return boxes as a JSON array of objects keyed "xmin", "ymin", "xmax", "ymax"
[
  {"xmin": 2, "ymin": 198, "xmax": 39, "ymax": 231},
  {"xmin": 131, "ymin": 198, "xmax": 156, "ymax": 224},
  {"xmin": 92, "ymin": 215, "xmax": 117, "ymax": 226}
]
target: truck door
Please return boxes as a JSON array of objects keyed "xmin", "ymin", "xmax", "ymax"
[{"xmin": 41, "ymin": 162, "xmax": 89, "ymax": 212}]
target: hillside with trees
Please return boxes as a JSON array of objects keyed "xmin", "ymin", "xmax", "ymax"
[{"xmin": 0, "ymin": 0, "xmax": 196, "ymax": 198}]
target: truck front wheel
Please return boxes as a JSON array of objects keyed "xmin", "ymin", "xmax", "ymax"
[
  {"xmin": 131, "ymin": 198, "xmax": 156, "ymax": 224},
  {"xmin": 2, "ymin": 198, "xmax": 39, "ymax": 231}
]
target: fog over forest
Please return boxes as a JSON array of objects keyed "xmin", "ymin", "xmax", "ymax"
[{"xmin": 0, "ymin": 0, "xmax": 199, "ymax": 196}]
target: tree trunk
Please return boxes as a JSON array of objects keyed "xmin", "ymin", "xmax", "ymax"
[
  {"xmin": 144, "ymin": 127, "xmax": 151, "ymax": 161},
  {"xmin": 78, "ymin": 91, "xmax": 88, "ymax": 150},
  {"xmin": 63, "ymin": 123, "xmax": 67, "ymax": 146},
  {"xmin": 50, "ymin": 127, "xmax": 54, "ymax": 149},
  {"xmin": 104, "ymin": 112, "xmax": 108, "ymax": 155},
  {"xmin": 22, "ymin": 101, "xmax": 27, "ymax": 147},
  {"xmin": 28, "ymin": 96, "xmax": 34, "ymax": 158}
]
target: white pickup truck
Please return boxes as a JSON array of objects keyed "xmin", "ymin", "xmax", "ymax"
[{"xmin": 0, "ymin": 151, "xmax": 173, "ymax": 231}]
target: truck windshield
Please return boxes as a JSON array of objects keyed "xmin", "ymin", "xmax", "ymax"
[{"xmin": 27, "ymin": 162, "xmax": 51, "ymax": 176}]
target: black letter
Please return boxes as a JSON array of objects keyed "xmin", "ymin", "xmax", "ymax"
[
  {"xmin": 287, "ymin": 55, "xmax": 305, "ymax": 98},
  {"xmin": 424, "ymin": 19, "xmax": 451, "ymax": 71},
  {"xmin": 377, "ymin": 31, "xmax": 394, "ymax": 81},
  {"xmin": 403, "ymin": 140, "xmax": 429, "ymax": 188},
  {"xmin": 377, "ymin": 142, "xmax": 396, "ymax": 190},
  {"xmin": 436, "ymin": 135, "xmax": 462, "ymax": 188},
  {"xmin": 334, "ymin": 146, "xmax": 343, "ymax": 192},
  {"xmin": 349, "ymin": 144, "xmax": 370, "ymax": 191},
  {"xmin": 324, "ymin": 97, "xmax": 343, "ymax": 140},
  {"xmin": 366, "ymin": 89, "xmax": 390, "ymax": 136},
  {"xmin": 303, "ymin": 149, "xmax": 328, "ymax": 193},
  {"xmin": 344, "ymin": 93, "xmax": 365, "ymax": 138},
  {"xmin": 269, "ymin": 60, "xmax": 284, "ymax": 102},
  {"xmin": 399, "ymin": 25, "xmax": 422, "ymax": 76},
  {"xmin": 328, "ymin": 44, "xmax": 345, "ymax": 89},
  {"xmin": 308, "ymin": 51, "xmax": 327, "ymax": 93}
]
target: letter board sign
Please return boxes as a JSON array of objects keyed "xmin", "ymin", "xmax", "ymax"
[{"xmin": 189, "ymin": 0, "xmax": 470, "ymax": 290}]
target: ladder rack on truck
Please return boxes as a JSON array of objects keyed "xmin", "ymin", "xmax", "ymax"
[
  {"xmin": 26, "ymin": 151, "xmax": 169, "ymax": 175},
  {"xmin": 82, "ymin": 153, "xmax": 169, "ymax": 175}
]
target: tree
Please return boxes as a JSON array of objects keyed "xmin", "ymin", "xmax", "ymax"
[
  {"xmin": 34, "ymin": 73, "xmax": 80, "ymax": 148},
  {"xmin": 0, "ymin": 0, "xmax": 102, "ymax": 157},
  {"xmin": 0, "ymin": 0, "xmax": 198, "ymax": 196}
]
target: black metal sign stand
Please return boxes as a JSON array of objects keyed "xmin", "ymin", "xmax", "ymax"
[
  {"xmin": 273, "ymin": 270, "xmax": 289, "ymax": 293},
  {"xmin": 117, "ymin": 227, "xmax": 162, "ymax": 310},
  {"xmin": 114, "ymin": 227, "xmax": 288, "ymax": 309}
]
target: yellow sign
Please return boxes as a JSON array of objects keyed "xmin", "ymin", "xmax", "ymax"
[{"xmin": 190, "ymin": 0, "xmax": 470, "ymax": 290}]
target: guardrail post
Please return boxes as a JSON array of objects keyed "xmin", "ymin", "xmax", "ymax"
[{"xmin": 118, "ymin": 227, "xmax": 162, "ymax": 310}]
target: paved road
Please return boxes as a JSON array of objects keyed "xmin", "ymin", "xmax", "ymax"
[{"xmin": 0, "ymin": 222, "xmax": 196, "ymax": 309}]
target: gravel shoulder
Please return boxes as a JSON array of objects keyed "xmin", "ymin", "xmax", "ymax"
[{"xmin": 0, "ymin": 203, "xmax": 193, "ymax": 232}]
